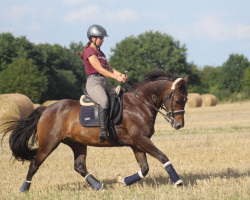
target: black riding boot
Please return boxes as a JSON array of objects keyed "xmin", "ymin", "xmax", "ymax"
[{"xmin": 98, "ymin": 105, "xmax": 109, "ymax": 143}]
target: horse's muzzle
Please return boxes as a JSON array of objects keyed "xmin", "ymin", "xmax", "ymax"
[{"xmin": 171, "ymin": 119, "xmax": 184, "ymax": 130}]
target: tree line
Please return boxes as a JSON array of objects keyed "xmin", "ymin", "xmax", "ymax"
[
  {"xmin": 0, "ymin": 33, "xmax": 85, "ymax": 103},
  {"xmin": 0, "ymin": 32, "xmax": 249, "ymax": 103}
]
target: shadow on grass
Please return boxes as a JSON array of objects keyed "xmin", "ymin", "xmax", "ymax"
[
  {"xmin": 179, "ymin": 168, "xmax": 250, "ymax": 186},
  {"xmin": 52, "ymin": 168, "xmax": 249, "ymax": 191}
]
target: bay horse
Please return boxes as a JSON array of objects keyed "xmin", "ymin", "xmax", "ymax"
[{"xmin": 1, "ymin": 70, "xmax": 188, "ymax": 192}]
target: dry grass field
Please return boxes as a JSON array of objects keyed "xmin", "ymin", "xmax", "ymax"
[{"xmin": 0, "ymin": 101, "xmax": 249, "ymax": 200}]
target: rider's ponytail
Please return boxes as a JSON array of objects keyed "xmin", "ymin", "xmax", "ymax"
[{"xmin": 78, "ymin": 41, "xmax": 91, "ymax": 60}]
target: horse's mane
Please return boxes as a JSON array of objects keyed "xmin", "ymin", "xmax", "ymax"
[{"xmin": 131, "ymin": 70, "xmax": 179, "ymax": 90}]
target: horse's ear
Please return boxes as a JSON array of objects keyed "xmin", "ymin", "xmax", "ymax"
[
  {"xmin": 184, "ymin": 76, "xmax": 189, "ymax": 84},
  {"xmin": 176, "ymin": 78, "xmax": 186, "ymax": 90}
]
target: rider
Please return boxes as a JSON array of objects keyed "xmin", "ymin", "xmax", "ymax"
[{"xmin": 78, "ymin": 24, "xmax": 127, "ymax": 142}]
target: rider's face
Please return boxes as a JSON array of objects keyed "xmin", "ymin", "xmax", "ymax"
[{"xmin": 92, "ymin": 36, "xmax": 104, "ymax": 47}]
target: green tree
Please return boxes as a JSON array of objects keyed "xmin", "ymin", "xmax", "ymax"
[
  {"xmin": 0, "ymin": 33, "xmax": 41, "ymax": 71},
  {"xmin": 200, "ymin": 66, "xmax": 221, "ymax": 94},
  {"xmin": 109, "ymin": 31, "xmax": 200, "ymax": 86},
  {"xmin": 219, "ymin": 54, "xmax": 249, "ymax": 93},
  {"xmin": 35, "ymin": 42, "xmax": 85, "ymax": 101},
  {"xmin": 0, "ymin": 58, "xmax": 48, "ymax": 103},
  {"xmin": 0, "ymin": 33, "xmax": 85, "ymax": 101},
  {"xmin": 13, "ymin": 35, "xmax": 36, "ymax": 59},
  {"xmin": 241, "ymin": 65, "xmax": 250, "ymax": 96},
  {"xmin": 69, "ymin": 41, "xmax": 86, "ymax": 92},
  {"xmin": 0, "ymin": 33, "xmax": 16, "ymax": 71}
]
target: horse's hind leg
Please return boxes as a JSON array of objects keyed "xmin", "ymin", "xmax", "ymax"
[
  {"xmin": 20, "ymin": 134, "xmax": 61, "ymax": 192},
  {"xmin": 65, "ymin": 141, "xmax": 103, "ymax": 191},
  {"xmin": 115, "ymin": 147, "xmax": 149, "ymax": 186}
]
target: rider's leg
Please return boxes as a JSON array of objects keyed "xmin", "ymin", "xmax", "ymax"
[
  {"xmin": 86, "ymin": 76, "xmax": 109, "ymax": 142},
  {"xmin": 98, "ymin": 104, "xmax": 109, "ymax": 142}
]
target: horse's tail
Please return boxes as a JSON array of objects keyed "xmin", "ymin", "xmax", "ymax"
[{"xmin": 1, "ymin": 106, "xmax": 46, "ymax": 162}]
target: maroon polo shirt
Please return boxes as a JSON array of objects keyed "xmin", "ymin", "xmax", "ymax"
[{"xmin": 83, "ymin": 47, "xmax": 109, "ymax": 76}]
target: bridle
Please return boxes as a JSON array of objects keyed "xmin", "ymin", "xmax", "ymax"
[
  {"xmin": 125, "ymin": 78, "xmax": 187, "ymax": 125},
  {"xmin": 160, "ymin": 89, "xmax": 187, "ymax": 124}
]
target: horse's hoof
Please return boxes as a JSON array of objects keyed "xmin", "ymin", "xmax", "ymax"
[
  {"xmin": 114, "ymin": 174, "xmax": 125, "ymax": 185},
  {"xmin": 174, "ymin": 179, "xmax": 183, "ymax": 187}
]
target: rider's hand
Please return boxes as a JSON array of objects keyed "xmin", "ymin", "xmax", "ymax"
[
  {"xmin": 117, "ymin": 74, "xmax": 127, "ymax": 82},
  {"xmin": 121, "ymin": 73, "xmax": 127, "ymax": 78}
]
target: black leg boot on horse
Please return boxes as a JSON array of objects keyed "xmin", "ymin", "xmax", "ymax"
[{"xmin": 98, "ymin": 105, "xmax": 109, "ymax": 143}]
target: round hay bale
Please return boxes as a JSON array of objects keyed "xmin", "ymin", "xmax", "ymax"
[
  {"xmin": 33, "ymin": 103, "xmax": 41, "ymax": 109},
  {"xmin": 3, "ymin": 93, "xmax": 34, "ymax": 118},
  {"xmin": 0, "ymin": 95, "xmax": 20, "ymax": 129},
  {"xmin": 186, "ymin": 93, "xmax": 202, "ymax": 108},
  {"xmin": 201, "ymin": 94, "xmax": 218, "ymax": 106},
  {"xmin": 42, "ymin": 100, "xmax": 58, "ymax": 107}
]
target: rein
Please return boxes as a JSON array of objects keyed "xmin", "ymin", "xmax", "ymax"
[{"xmin": 123, "ymin": 79, "xmax": 186, "ymax": 125}]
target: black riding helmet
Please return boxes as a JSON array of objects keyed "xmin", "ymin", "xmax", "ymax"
[{"xmin": 87, "ymin": 25, "xmax": 108, "ymax": 50}]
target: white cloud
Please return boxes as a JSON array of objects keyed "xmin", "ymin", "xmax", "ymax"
[
  {"xmin": 104, "ymin": 9, "xmax": 138, "ymax": 23},
  {"xmin": 62, "ymin": 0, "xmax": 122, "ymax": 5},
  {"xmin": 141, "ymin": 11, "xmax": 169, "ymax": 21},
  {"xmin": 161, "ymin": 24, "xmax": 191, "ymax": 40},
  {"xmin": 29, "ymin": 22, "xmax": 42, "ymax": 32},
  {"xmin": 0, "ymin": 5, "xmax": 43, "ymax": 34},
  {"xmin": 1, "ymin": 5, "xmax": 36, "ymax": 22},
  {"xmin": 44, "ymin": 7, "xmax": 57, "ymax": 21},
  {"xmin": 194, "ymin": 16, "xmax": 230, "ymax": 41},
  {"xmin": 65, "ymin": 5, "xmax": 99, "ymax": 23},
  {"xmin": 64, "ymin": 5, "xmax": 138, "ymax": 24},
  {"xmin": 192, "ymin": 16, "xmax": 250, "ymax": 41},
  {"xmin": 62, "ymin": 0, "xmax": 90, "ymax": 6},
  {"xmin": 0, "ymin": 26, "xmax": 14, "ymax": 34},
  {"xmin": 236, "ymin": 24, "xmax": 250, "ymax": 39}
]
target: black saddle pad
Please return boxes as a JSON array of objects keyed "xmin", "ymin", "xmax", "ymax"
[
  {"xmin": 79, "ymin": 96, "xmax": 123, "ymax": 127},
  {"xmin": 79, "ymin": 106, "xmax": 99, "ymax": 127}
]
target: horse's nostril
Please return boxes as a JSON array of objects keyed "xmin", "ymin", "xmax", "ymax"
[{"xmin": 175, "ymin": 124, "xmax": 183, "ymax": 130}]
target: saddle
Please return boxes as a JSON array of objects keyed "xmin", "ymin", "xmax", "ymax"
[{"xmin": 79, "ymin": 85, "xmax": 123, "ymax": 144}]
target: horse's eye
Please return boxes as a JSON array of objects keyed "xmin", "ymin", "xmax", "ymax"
[{"xmin": 175, "ymin": 100, "xmax": 181, "ymax": 105}]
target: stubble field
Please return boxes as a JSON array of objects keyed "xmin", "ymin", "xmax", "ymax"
[{"xmin": 0, "ymin": 101, "xmax": 250, "ymax": 200}]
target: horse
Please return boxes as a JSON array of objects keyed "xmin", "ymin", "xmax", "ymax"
[{"xmin": 1, "ymin": 70, "xmax": 188, "ymax": 192}]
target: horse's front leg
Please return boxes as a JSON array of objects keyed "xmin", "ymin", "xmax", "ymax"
[
  {"xmin": 115, "ymin": 147, "xmax": 149, "ymax": 185},
  {"xmin": 135, "ymin": 136, "xmax": 183, "ymax": 187}
]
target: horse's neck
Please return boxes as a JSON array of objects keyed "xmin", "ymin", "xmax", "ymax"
[
  {"xmin": 141, "ymin": 81, "xmax": 169, "ymax": 96},
  {"xmin": 135, "ymin": 81, "xmax": 170, "ymax": 108}
]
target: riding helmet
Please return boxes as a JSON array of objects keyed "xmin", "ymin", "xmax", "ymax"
[{"xmin": 87, "ymin": 24, "xmax": 108, "ymax": 39}]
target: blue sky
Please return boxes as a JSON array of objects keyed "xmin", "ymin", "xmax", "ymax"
[{"xmin": 1, "ymin": 0, "xmax": 250, "ymax": 68}]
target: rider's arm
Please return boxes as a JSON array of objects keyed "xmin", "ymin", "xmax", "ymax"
[
  {"xmin": 107, "ymin": 62, "xmax": 127, "ymax": 78},
  {"xmin": 88, "ymin": 55, "xmax": 125, "ymax": 82}
]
